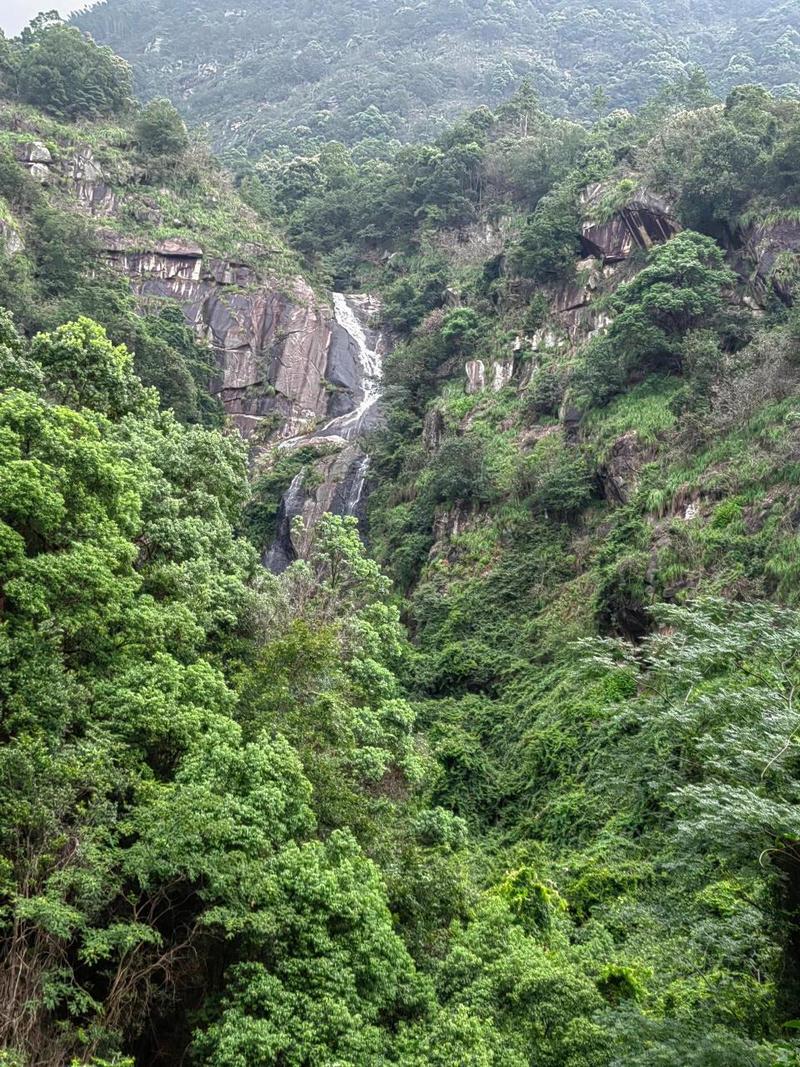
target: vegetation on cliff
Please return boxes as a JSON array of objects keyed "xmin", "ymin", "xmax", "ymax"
[{"xmin": 2, "ymin": 10, "xmax": 800, "ymax": 1067}]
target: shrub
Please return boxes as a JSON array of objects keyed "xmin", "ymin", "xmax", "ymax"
[
  {"xmin": 134, "ymin": 98, "xmax": 190, "ymax": 161},
  {"xmin": 514, "ymin": 434, "xmax": 594, "ymax": 517}
]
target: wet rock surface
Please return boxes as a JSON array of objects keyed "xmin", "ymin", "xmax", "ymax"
[
  {"xmin": 264, "ymin": 448, "xmax": 372, "ymax": 574},
  {"xmin": 97, "ymin": 230, "xmax": 390, "ymax": 572},
  {"xmin": 8, "ymin": 134, "xmax": 389, "ymax": 573},
  {"xmin": 741, "ymin": 216, "xmax": 800, "ymax": 302},
  {"xmin": 260, "ymin": 295, "xmax": 389, "ymax": 572}
]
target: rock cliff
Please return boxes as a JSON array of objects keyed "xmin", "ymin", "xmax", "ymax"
[
  {"xmin": 4, "ymin": 131, "xmax": 391, "ymax": 570},
  {"xmin": 97, "ymin": 234, "xmax": 390, "ymax": 569},
  {"xmin": 100, "ymin": 231, "xmax": 346, "ymax": 442}
]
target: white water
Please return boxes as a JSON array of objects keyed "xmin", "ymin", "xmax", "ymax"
[
  {"xmin": 262, "ymin": 470, "xmax": 306, "ymax": 571},
  {"xmin": 282, "ymin": 470, "xmax": 306, "ymax": 514},
  {"xmin": 279, "ymin": 293, "xmax": 383, "ymax": 449},
  {"xmin": 265, "ymin": 295, "xmax": 381, "ymax": 570},
  {"xmin": 321, "ymin": 293, "xmax": 383, "ymax": 441},
  {"xmin": 344, "ymin": 455, "xmax": 370, "ymax": 515}
]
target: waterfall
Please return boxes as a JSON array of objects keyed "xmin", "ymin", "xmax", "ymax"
[
  {"xmin": 321, "ymin": 293, "xmax": 383, "ymax": 441},
  {"xmin": 262, "ymin": 470, "xmax": 305, "ymax": 573},
  {"xmin": 265, "ymin": 294, "xmax": 385, "ymax": 572},
  {"xmin": 344, "ymin": 455, "xmax": 370, "ymax": 517},
  {"xmin": 277, "ymin": 292, "xmax": 384, "ymax": 449}
]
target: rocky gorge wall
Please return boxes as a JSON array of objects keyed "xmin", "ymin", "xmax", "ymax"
[
  {"xmin": 3, "ymin": 136, "xmax": 392, "ymax": 571},
  {"xmin": 99, "ymin": 236, "xmax": 391, "ymax": 569}
]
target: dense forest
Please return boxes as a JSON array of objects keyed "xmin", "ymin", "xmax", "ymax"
[
  {"xmin": 3, "ymin": 6, "xmax": 800, "ymax": 1067},
  {"xmin": 74, "ymin": 0, "xmax": 800, "ymax": 155}
]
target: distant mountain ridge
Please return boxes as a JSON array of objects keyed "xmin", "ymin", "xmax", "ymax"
[{"xmin": 74, "ymin": 0, "xmax": 800, "ymax": 155}]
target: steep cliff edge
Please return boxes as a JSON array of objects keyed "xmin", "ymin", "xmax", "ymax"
[
  {"xmin": 97, "ymin": 234, "xmax": 390, "ymax": 570},
  {"xmin": 0, "ymin": 105, "xmax": 390, "ymax": 564}
]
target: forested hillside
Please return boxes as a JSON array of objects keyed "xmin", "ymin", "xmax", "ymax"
[
  {"xmin": 3, "ymin": 9, "xmax": 800, "ymax": 1067},
  {"xmin": 74, "ymin": 0, "xmax": 800, "ymax": 154}
]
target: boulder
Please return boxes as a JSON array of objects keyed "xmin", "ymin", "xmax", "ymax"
[
  {"xmin": 580, "ymin": 183, "xmax": 679, "ymax": 264},
  {"xmin": 14, "ymin": 140, "xmax": 52, "ymax": 164},
  {"xmin": 27, "ymin": 162, "xmax": 50, "ymax": 183},
  {"xmin": 0, "ymin": 218, "xmax": 24, "ymax": 255},
  {"xmin": 492, "ymin": 356, "xmax": 514, "ymax": 391}
]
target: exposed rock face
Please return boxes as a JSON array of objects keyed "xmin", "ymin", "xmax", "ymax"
[
  {"xmin": 431, "ymin": 502, "xmax": 472, "ymax": 549},
  {"xmin": 598, "ymin": 432, "xmax": 649, "ymax": 504},
  {"xmin": 312, "ymin": 293, "xmax": 385, "ymax": 441},
  {"xmin": 66, "ymin": 148, "xmax": 118, "ymax": 215},
  {"xmin": 0, "ymin": 219, "xmax": 23, "ymax": 254},
  {"xmin": 492, "ymin": 356, "xmax": 514, "ymax": 391},
  {"xmin": 264, "ymin": 448, "xmax": 372, "ymax": 573},
  {"xmin": 741, "ymin": 216, "xmax": 800, "ymax": 302},
  {"xmin": 260, "ymin": 295, "xmax": 390, "ymax": 572},
  {"xmin": 97, "ymin": 229, "xmax": 392, "ymax": 572},
  {"xmin": 580, "ymin": 183, "xmax": 680, "ymax": 264},
  {"xmin": 548, "ymin": 257, "xmax": 615, "ymax": 347},
  {"xmin": 534, "ymin": 189, "xmax": 679, "ymax": 358},
  {"xmin": 99, "ymin": 232, "xmax": 352, "ymax": 441},
  {"xmin": 6, "ymin": 134, "xmax": 391, "ymax": 574},
  {"xmin": 14, "ymin": 141, "xmax": 52, "ymax": 165},
  {"xmin": 465, "ymin": 359, "xmax": 486, "ymax": 394}
]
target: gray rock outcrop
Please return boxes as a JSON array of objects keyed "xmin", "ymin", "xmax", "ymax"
[
  {"xmin": 741, "ymin": 215, "xmax": 800, "ymax": 302},
  {"xmin": 466, "ymin": 359, "xmax": 486, "ymax": 394},
  {"xmin": 99, "ymin": 232, "xmax": 356, "ymax": 441},
  {"xmin": 580, "ymin": 183, "xmax": 680, "ymax": 264}
]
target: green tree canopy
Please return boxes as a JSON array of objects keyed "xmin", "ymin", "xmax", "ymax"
[{"xmin": 15, "ymin": 20, "xmax": 132, "ymax": 119}]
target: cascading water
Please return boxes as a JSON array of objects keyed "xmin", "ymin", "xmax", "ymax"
[
  {"xmin": 279, "ymin": 293, "xmax": 384, "ymax": 449},
  {"xmin": 263, "ymin": 470, "xmax": 306, "ymax": 572},
  {"xmin": 320, "ymin": 293, "xmax": 383, "ymax": 441},
  {"xmin": 264, "ymin": 293, "xmax": 386, "ymax": 572},
  {"xmin": 344, "ymin": 455, "xmax": 370, "ymax": 516}
]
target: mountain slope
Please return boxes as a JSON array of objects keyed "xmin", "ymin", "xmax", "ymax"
[
  {"xmin": 75, "ymin": 0, "xmax": 800, "ymax": 154},
  {"xmin": 4, "ymin": 16, "xmax": 800, "ymax": 1067}
]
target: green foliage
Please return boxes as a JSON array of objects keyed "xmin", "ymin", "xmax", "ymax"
[
  {"xmin": 133, "ymin": 97, "xmax": 189, "ymax": 160},
  {"xmin": 514, "ymin": 433, "xmax": 594, "ymax": 517},
  {"xmin": 441, "ymin": 307, "xmax": 482, "ymax": 353},
  {"xmin": 0, "ymin": 144, "xmax": 37, "ymax": 210},
  {"xmin": 14, "ymin": 20, "xmax": 132, "ymax": 120},
  {"xmin": 78, "ymin": 0, "xmax": 799, "ymax": 155},
  {"xmin": 427, "ymin": 435, "xmax": 495, "ymax": 507},
  {"xmin": 3, "ymin": 18, "xmax": 800, "ymax": 1067},
  {"xmin": 27, "ymin": 203, "xmax": 98, "ymax": 298},
  {"xmin": 574, "ymin": 231, "xmax": 736, "ymax": 407},
  {"xmin": 513, "ymin": 184, "xmax": 582, "ymax": 283},
  {"xmin": 31, "ymin": 316, "xmax": 147, "ymax": 417},
  {"xmin": 192, "ymin": 832, "xmax": 426, "ymax": 1065}
]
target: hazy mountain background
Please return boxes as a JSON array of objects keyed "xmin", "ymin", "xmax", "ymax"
[
  {"xmin": 1, "ymin": 1, "xmax": 87, "ymax": 36},
  {"xmin": 73, "ymin": 0, "xmax": 800, "ymax": 155}
]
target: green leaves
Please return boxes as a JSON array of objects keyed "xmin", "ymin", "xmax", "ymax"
[
  {"xmin": 573, "ymin": 231, "xmax": 736, "ymax": 408},
  {"xmin": 134, "ymin": 98, "xmax": 190, "ymax": 160},
  {"xmin": 31, "ymin": 318, "xmax": 148, "ymax": 419},
  {"xmin": 14, "ymin": 23, "xmax": 132, "ymax": 121}
]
